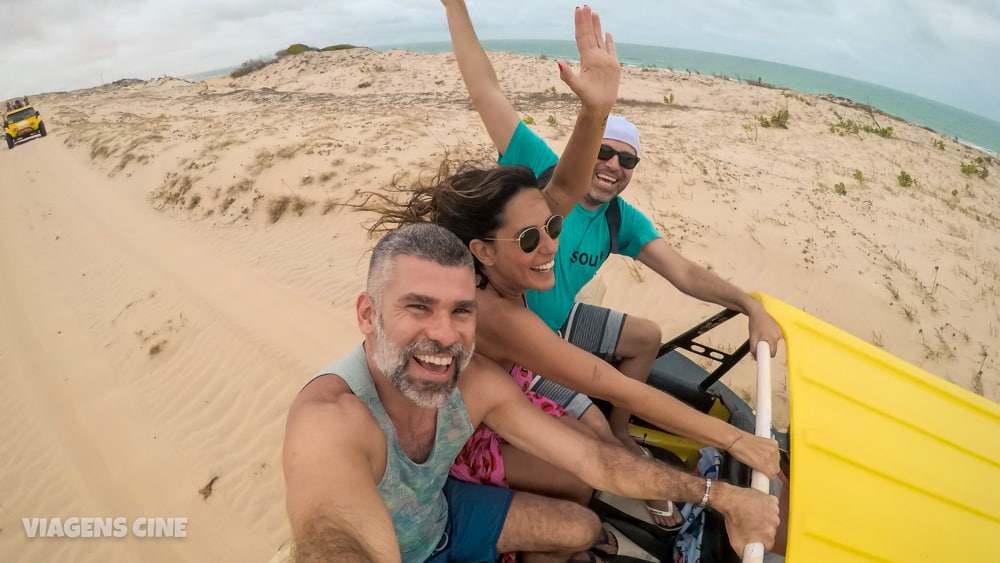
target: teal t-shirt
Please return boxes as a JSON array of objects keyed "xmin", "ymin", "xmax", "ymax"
[{"xmin": 499, "ymin": 122, "xmax": 661, "ymax": 331}]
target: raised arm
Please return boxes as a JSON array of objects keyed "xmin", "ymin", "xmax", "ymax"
[
  {"xmin": 541, "ymin": 6, "xmax": 621, "ymax": 217},
  {"xmin": 441, "ymin": 0, "xmax": 520, "ymax": 154},
  {"xmin": 283, "ymin": 381, "xmax": 399, "ymax": 563},
  {"xmin": 443, "ymin": 2, "xmax": 621, "ymax": 217},
  {"xmin": 637, "ymin": 239, "xmax": 783, "ymax": 358},
  {"xmin": 475, "ymin": 298, "xmax": 780, "ymax": 478},
  {"xmin": 464, "ymin": 354, "xmax": 779, "ymax": 555}
]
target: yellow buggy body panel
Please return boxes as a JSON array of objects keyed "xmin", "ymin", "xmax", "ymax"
[{"xmin": 758, "ymin": 293, "xmax": 1000, "ymax": 562}]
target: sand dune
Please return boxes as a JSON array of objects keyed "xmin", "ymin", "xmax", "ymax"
[{"xmin": 1, "ymin": 47, "xmax": 997, "ymax": 561}]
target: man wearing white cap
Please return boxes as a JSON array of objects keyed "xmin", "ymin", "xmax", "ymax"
[{"xmin": 442, "ymin": 0, "xmax": 783, "ymax": 529}]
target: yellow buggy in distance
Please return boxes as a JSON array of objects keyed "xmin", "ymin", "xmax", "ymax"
[{"xmin": 4, "ymin": 98, "xmax": 47, "ymax": 149}]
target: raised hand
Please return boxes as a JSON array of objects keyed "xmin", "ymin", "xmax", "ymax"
[{"xmin": 557, "ymin": 6, "xmax": 621, "ymax": 116}]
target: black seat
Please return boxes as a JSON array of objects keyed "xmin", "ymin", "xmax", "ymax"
[{"xmin": 647, "ymin": 350, "xmax": 719, "ymax": 413}]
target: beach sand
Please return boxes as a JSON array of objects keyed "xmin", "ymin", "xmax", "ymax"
[{"xmin": 1, "ymin": 47, "xmax": 997, "ymax": 562}]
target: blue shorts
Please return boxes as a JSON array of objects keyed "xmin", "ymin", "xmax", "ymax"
[{"xmin": 425, "ymin": 477, "xmax": 515, "ymax": 563}]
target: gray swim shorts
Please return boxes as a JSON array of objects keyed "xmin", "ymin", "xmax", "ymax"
[{"xmin": 559, "ymin": 302, "xmax": 627, "ymax": 363}]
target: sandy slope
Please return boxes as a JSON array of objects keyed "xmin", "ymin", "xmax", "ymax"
[
  {"xmin": 1, "ymin": 47, "xmax": 998, "ymax": 561},
  {"xmin": 0, "ymin": 137, "xmax": 363, "ymax": 561}
]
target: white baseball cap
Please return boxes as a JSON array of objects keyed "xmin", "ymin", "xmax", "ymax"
[{"xmin": 603, "ymin": 115, "xmax": 640, "ymax": 155}]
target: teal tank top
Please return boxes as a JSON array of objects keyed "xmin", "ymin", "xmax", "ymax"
[{"xmin": 316, "ymin": 343, "xmax": 475, "ymax": 563}]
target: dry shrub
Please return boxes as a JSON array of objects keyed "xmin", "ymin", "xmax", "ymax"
[
  {"xmin": 277, "ymin": 145, "xmax": 301, "ymax": 159},
  {"xmin": 227, "ymin": 178, "xmax": 254, "ymax": 194},
  {"xmin": 219, "ymin": 196, "xmax": 237, "ymax": 214},
  {"xmin": 269, "ymin": 196, "xmax": 291, "ymax": 223},
  {"xmin": 269, "ymin": 196, "xmax": 314, "ymax": 222}
]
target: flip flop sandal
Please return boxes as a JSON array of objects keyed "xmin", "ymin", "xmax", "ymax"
[
  {"xmin": 645, "ymin": 502, "xmax": 684, "ymax": 532},
  {"xmin": 638, "ymin": 446, "xmax": 686, "ymax": 531}
]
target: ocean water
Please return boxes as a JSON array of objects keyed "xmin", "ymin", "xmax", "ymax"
[
  {"xmin": 184, "ymin": 41, "xmax": 1000, "ymax": 155},
  {"xmin": 184, "ymin": 67, "xmax": 238, "ymax": 82},
  {"xmin": 374, "ymin": 39, "xmax": 1000, "ymax": 156}
]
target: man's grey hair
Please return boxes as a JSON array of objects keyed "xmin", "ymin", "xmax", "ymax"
[{"xmin": 367, "ymin": 223, "xmax": 474, "ymax": 305}]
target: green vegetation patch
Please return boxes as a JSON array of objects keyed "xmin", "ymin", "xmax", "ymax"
[
  {"xmin": 960, "ymin": 157, "xmax": 991, "ymax": 179},
  {"xmin": 757, "ymin": 108, "xmax": 789, "ymax": 129},
  {"xmin": 829, "ymin": 110, "xmax": 893, "ymax": 138},
  {"xmin": 231, "ymin": 42, "xmax": 359, "ymax": 78}
]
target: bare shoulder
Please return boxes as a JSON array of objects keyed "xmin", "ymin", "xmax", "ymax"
[
  {"xmin": 457, "ymin": 353, "xmax": 524, "ymax": 426},
  {"xmin": 285, "ymin": 375, "xmax": 385, "ymax": 470},
  {"xmin": 473, "ymin": 289, "xmax": 547, "ymax": 362},
  {"xmin": 290, "ymin": 376, "xmax": 370, "ymax": 425}
]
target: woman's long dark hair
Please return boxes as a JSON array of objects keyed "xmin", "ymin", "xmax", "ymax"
[{"xmin": 363, "ymin": 157, "xmax": 540, "ymax": 287}]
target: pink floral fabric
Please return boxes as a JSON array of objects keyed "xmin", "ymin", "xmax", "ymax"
[
  {"xmin": 449, "ymin": 363, "xmax": 569, "ymax": 563},
  {"xmin": 449, "ymin": 364, "xmax": 568, "ymax": 486}
]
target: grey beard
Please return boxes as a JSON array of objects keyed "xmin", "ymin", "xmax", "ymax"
[{"xmin": 371, "ymin": 314, "xmax": 472, "ymax": 408}]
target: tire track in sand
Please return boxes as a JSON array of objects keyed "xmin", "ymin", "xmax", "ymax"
[{"xmin": 0, "ymin": 139, "xmax": 357, "ymax": 561}]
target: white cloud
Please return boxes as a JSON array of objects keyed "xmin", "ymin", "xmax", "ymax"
[{"xmin": 1, "ymin": 0, "xmax": 997, "ymax": 120}]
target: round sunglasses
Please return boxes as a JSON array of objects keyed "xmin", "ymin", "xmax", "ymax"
[
  {"xmin": 598, "ymin": 144, "xmax": 640, "ymax": 170},
  {"xmin": 484, "ymin": 214, "xmax": 564, "ymax": 253}
]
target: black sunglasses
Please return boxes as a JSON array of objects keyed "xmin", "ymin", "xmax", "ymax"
[
  {"xmin": 484, "ymin": 214, "xmax": 564, "ymax": 253},
  {"xmin": 597, "ymin": 144, "xmax": 640, "ymax": 169}
]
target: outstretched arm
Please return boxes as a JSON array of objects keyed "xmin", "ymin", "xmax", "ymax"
[
  {"xmin": 441, "ymin": 0, "xmax": 520, "ymax": 154},
  {"xmin": 443, "ymin": 2, "xmax": 621, "ymax": 217},
  {"xmin": 466, "ymin": 355, "xmax": 779, "ymax": 555},
  {"xmin": 475, "ymin": 298, "xmax": 780, "ymax": 478},
  {"xmin": 283, "ymin": 380, "xmax": 399, "ymax": 563},
  {"xmin": 637, "ymin": 239, "xmax": 783, "ymax": 358}
]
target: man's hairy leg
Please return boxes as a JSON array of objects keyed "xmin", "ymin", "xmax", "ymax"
[{"xmin": 496, "ymin": 491, "xmax": 602, "ymax": 561}]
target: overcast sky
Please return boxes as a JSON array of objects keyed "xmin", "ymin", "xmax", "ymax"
[{"xmin": 2, "ymin": 0, "xmax": 998, "ymax": 122}]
